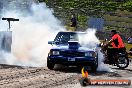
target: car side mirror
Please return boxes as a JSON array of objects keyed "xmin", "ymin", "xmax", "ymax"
[{"xmin": 48, "ymin": 41, "xmax": 54, "ymax": 45}]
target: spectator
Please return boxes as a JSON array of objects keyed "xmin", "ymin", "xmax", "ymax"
[
  {"xmin": 70, "ymin": 14, "xmax": 77, "ymax": 27},
  {"xmin": 127, "ymin": 36, "xmax": 132, "ymax": 44}
]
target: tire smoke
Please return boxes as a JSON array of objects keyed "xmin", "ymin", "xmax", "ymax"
[
  {"xmin": 0, "ymin": 2, "xmax": 65, "ymax": 67},
  {"xmin": 79, "ymin": 29, "xmax": 113, "ymax": 72},
  {"xmin": 0, "ymin": 1, "xmax": 113, "ymax": 72}
]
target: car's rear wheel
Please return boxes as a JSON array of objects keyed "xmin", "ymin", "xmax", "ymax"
[{"xmin": 47, "ymin": 59, "xmax": 55, "ymax": 70}]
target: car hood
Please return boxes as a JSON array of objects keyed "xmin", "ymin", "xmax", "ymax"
[{"xmin": 51, "ymin": 45, "xmax": 96, "ymax": 52}]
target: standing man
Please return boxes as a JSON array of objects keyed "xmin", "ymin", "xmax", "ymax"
[{"xmin": 71, "ymin": 14, "xmax": 77, "ymax": 28}]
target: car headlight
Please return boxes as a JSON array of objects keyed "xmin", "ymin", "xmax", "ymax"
[
  {"xmin": 85, "ymin": 52, "xmax": 93, "ymax": 57},
  {"xmin": 85, "ymin": 52, "xmax": 97, "ymax": 57},
  {"xmin": 52, "ymin": 51, "xmax": 60, "ymax": 55}
]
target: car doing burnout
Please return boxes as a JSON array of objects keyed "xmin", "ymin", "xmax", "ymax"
[{"xmin": 47, "ymin": 32, "xmax": 98, "ymax": 72}]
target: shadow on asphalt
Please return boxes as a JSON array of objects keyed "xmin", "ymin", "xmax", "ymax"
[
  {"xmin": 54, "ymin": 65, "xmax": 82, "ymax": 73},
  {"xmin": 54, "ymin": 65, "xmax": 105, "ymax": 74},
  {"xmin": 54, "ymin": 65, "xmax": 123, "ymax": 77},
  {"xmin": 112, "ymin": 67, "xmax": 132, "ymax": 73},
  {"xmin": 0, "ymin": 64, "xmax": 26, "ymax": 69}
]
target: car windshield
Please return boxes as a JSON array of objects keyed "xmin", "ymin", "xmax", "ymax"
[{"xmin": 54, "ymin": 32, "xmax": 85, "ymax": 45}]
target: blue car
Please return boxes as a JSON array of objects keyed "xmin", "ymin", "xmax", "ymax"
[{"xmin": 47, "ymin": 32, "xmax": 98, "ymax": 72}]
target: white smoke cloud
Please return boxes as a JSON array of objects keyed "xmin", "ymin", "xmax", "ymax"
[
  {"xmin": 79, "ymin": 29, "xmax": 113, "ymax": 72},
  {"xmin": 79, "ymin": 29, "xmax": 100, "ymax": 49},
  {"xmin": 96, "ymin": 48, "xmax": 113, "ymax": 72},
  {"xmin": 0, "ymin": 2, "xmax": 65, "ymax": 67},
  {"xmin": 0, "ymin": 1, "xmax": 113, "ymax": 72}
]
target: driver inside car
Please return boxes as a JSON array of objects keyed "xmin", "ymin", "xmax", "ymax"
[{"xmin": 104, "ymin": 30, "xmax": 126, "ymax": 64}]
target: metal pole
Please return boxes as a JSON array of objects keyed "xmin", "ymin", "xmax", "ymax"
[
  {"xmin": 8, "ymin": 20, "xmax": 10, "ymax": 31},
  {"xmin": 2, "ymin": 18, "xmax": 19, "ymax": 31}
]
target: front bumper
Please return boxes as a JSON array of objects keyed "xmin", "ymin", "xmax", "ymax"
[{"xmin": 48, "ymin": 56, "xmax": 97, "ymax": 66}]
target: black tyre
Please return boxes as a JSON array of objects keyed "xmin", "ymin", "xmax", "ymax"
[
  {"xmin": 91, "ymin": 58, "xmax": 98, "ymax": 72},
  {"xmin": 116, "ymin": 56, "xmax": 129, "ymax": 69},
  {"xmin": 91, "ymin": 65, "xmax": 97, "ymax": 72},
  {"xmin": 47, "ymin": 59, "xmax": 55, "ymax": 70}
]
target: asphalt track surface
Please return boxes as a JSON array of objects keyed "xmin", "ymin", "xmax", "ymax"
[{"xmin": 0, "ymin": 62, "xmax": 132, "ymax": 88}]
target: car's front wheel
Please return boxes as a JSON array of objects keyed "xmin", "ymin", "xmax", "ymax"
[
  {"xmin": 91, "ymin": 61, "xmax": 98, "ymax": 72},
  {"xmin": 47, "ymin": 59, "xmax": 55, "ymax": 70},
  {"xmin": 91, "ymin": 65, "xmax": 97, "ymax": 72}
]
